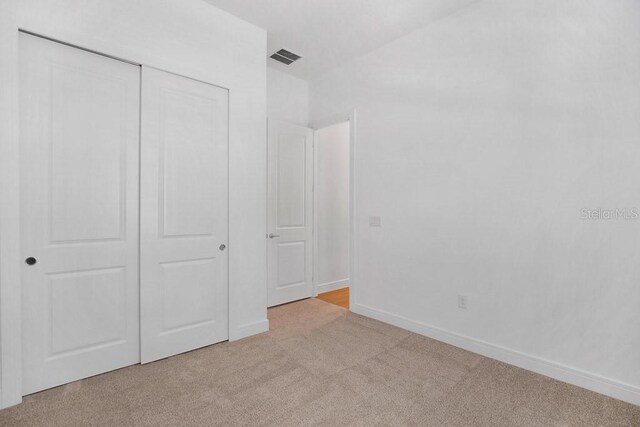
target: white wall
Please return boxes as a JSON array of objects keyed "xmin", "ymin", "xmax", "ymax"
[
  {"xmin": 315, "ymin": 122, "xmax": 350, "ymax": 292},
  {"xmin": 309, "ymin": 0, "xmax": 640, "ymax": 405},
  {"xmin": 0, "ymin": 0, "xmax": 267, "ymax": 407},
  {"xmin": 267, "ymin": 67, "xmax": 309, "ymax": 126}
]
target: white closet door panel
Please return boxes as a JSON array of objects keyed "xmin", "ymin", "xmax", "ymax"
[
  {"xmin": 20, "ymin": 33, "xmax": 141, "ymax": 395},
  {"xmin": 267, "ymin": 120, "xmax": 314, "ymax": 307},
  {"xmin": 140, "ymin": 67, "xmax": 229, "ymax": 363}
]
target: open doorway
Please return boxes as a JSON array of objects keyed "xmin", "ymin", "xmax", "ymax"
[
  {"xmin": 266, "ymin": 114, "xmax": 354, "ymax": 310},
  {"xmin": 313, "ymin": 121, "xmax": 351, "ymax": 309}
]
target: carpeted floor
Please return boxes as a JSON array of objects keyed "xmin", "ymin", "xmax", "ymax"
[{"xmin": 1, "ymin": 298, "xmax": 638, "ymax": 426}]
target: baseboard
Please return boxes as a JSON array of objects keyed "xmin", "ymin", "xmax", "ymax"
[
  {"xmin": 315, "ymin": 278, "xmax": 349, "ymax": 295},
  {"xmin": 351, "ymin": 303, "xmax": 640, "ymax": 406},
  {"xmin": 229, "ymin": 319, "xmax": 269, "ymax": 342}
]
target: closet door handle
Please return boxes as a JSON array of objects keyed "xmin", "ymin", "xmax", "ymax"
[{"xmin": 268, "ymin": 233, "xmax": 280, "ymax": 239}]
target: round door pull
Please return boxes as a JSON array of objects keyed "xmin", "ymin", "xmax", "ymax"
[
  {"xmin": 219, "ymin": 244, "xmax": 226, "ymax": 251},
  {"xmin": 25, "ymin": 257, "xmax": 37, "ymax": 266}
]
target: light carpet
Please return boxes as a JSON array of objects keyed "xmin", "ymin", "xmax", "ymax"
[{"xmin": 1, "ymin": 298, "xmax": 638, "ymax": 426}]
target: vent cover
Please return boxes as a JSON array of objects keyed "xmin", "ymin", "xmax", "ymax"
[{"xmin": 270, "ymin": 49, "xmax": 301, "ymax": 65}]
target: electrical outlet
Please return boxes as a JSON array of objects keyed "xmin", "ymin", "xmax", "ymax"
[
  {"xmin": 458, "ymin": 295, "xmax": 468, "ymax": 310},
  {"xmin": 369, "ymin": 216, "xmax": 381, "ymax": 227}
]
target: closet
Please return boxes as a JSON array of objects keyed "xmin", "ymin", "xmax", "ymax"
[{"xmin": 20, "ymin": 32, "xmax": 229, "ymax": 394}]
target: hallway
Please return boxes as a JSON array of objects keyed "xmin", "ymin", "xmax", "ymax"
[{"xmin": 315, "ymin": 287, "xmax": 349, "ymax": 309}]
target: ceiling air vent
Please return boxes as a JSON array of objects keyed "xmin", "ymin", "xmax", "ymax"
[{"xmin": 270, "ymin": 49, "xmax": 301, "ymax": 65}]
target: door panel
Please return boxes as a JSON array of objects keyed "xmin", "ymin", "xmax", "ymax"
[
  {"xmin": 267, "ymin": 121, "xmax": 314, "ymax": 307},
  {"xmin": 20, "ymin": 33, "xmax": 141, "ymax": 395},
  {"xmin": 277, "ymin": 134, "xmax": 307, "ymax": 227},
  {"xmin": 140, "ymin": 67, "xmax": 229, "ymax": 363},
  {"xmin": 48, "ymin": 267, "xmax": 127, "ymax": 355},
  {"xmin": 160, "ymin": 88, "xmax": 219, "ymax": 237},
  {"xmin": 48, "ymin": 63, "xmax": 126, "ymax": 243}
]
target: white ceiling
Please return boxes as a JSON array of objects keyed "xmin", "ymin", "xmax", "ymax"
[{"xmin": 204, "ymin": 0, "xmax": 480, "ymax": 81}]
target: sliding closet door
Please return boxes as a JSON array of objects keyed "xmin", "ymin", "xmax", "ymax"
[
  {"xmin": 140, "ymin": 67, "xmax": 229, "ymax": 363},
  {"xmin": 20, "ymin": 33, "xmax": 141, "ymax": 394}
]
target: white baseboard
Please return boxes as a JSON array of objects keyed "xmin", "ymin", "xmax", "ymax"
[
  {"xmin": 351, "ymin": 303, "xmax": 640, "ymax": 406},
  {"xmin": 315, "ymin": 278, "xmax": 349, "ymax": 295},
  {"xmin": 229, "ymin": 319, "xmax": 269, "ymax": 342}
]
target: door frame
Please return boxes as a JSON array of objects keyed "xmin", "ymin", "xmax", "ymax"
[
  {"xmin": 309, "ymin": 110, "xmax": 357, "ymax": 303},
  {"xmin": 0, "ymin": 30, "xmax": 233, "ymax": 408}
]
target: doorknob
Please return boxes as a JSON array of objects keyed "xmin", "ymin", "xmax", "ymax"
[
  {"xmin": 268, "ymin": 233, "xmax": 280, "ymax": 239},
  {"xmin": 219, "ymin": 244, "xmax": 226, "ymax": 251},
  {"xmin": 25, "ymin": 257, "xmax": 37, "ymax": 266}
]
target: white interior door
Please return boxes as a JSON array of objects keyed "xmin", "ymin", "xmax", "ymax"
[
  {"xmin": 140, "ymin": 67, "xmax": 229, "ymax": 363},
  {"xmin": 267, "ymin": 120, "xmax": 314, "ymax": 307},
  {"xmin": 20, "ymin": 33, "xmax": 141, "ymax": 395}
]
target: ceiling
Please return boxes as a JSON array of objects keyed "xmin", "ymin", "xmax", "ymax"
[{"xmin": 204, "ymin": 0, "xmax": 480, "ymax": 81}]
